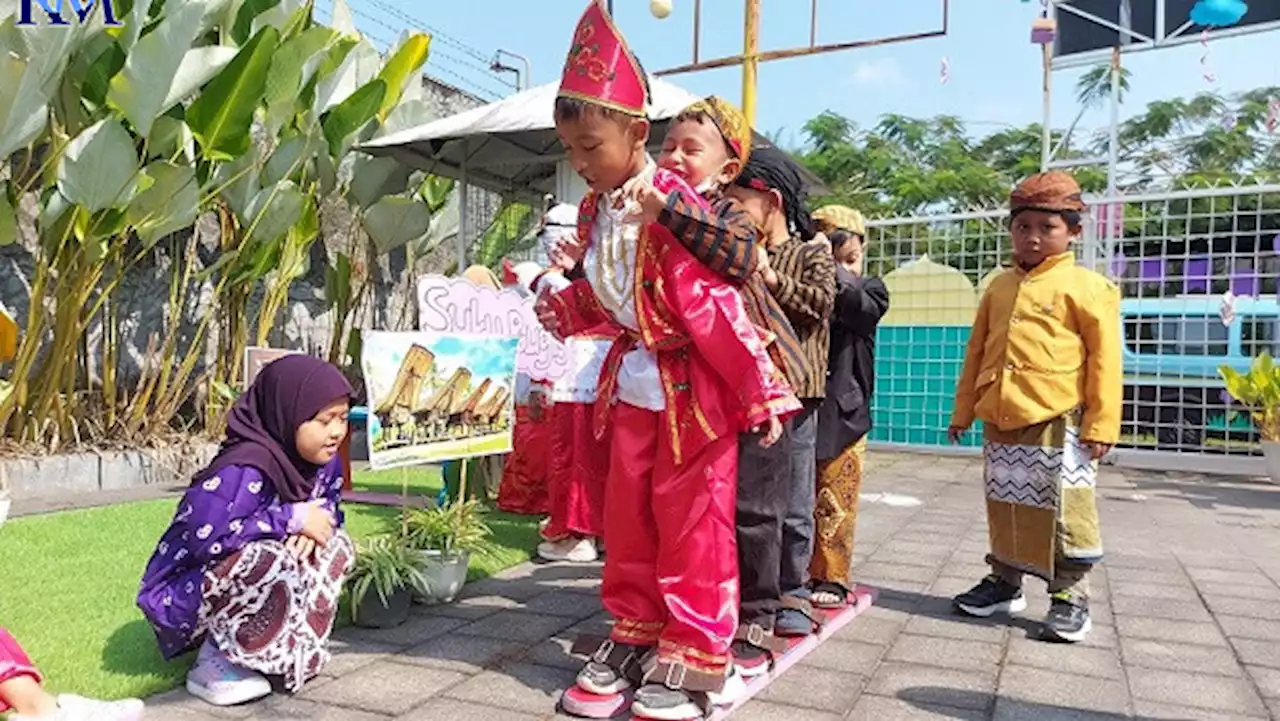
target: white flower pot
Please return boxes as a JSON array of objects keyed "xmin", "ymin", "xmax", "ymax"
[
  {"xmin": 413, "ymin": 549, "xmax": 470, "ymax": 605},
  {"xmin": 1262, "ymin": 440, "xmax": 1280, "ymax": 485}
]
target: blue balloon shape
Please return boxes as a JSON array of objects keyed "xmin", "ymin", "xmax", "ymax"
[{"xmin": 1190, "ymin": 0, "xmax": 1248, "ymax": 27}]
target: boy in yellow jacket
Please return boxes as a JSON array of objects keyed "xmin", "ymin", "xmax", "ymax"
[{"xmin": 948, "ymin": 171, "xmax": 1122, "ymax": 643}]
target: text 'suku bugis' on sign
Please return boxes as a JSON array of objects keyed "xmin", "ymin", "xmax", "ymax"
[{"xmin": 416, "ymin": 274, "xmax": 570, "ymax": 383}]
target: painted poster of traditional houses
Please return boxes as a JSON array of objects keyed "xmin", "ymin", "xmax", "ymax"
[{"xmin": 361, "ymin": 331, "xmax": 519, "ymax": 469}]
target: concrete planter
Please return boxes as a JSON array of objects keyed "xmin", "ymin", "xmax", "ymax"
[
  {"xmin": 1263, "ymin": 440, "xmax": 1280, "ymax": 485},
  {"xmin": 0, "ymin": 443, "xmax": 218, "ymax": 502},
  {"xmin": 413, "ymin": 550, "xmax": 470, "ymax": 605}
]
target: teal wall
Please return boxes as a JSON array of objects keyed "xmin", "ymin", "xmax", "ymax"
[{"xmin": 870, "ymin": 325, "xmax": 982, "ymax": 448}]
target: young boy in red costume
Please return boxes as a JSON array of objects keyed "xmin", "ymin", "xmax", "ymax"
[{"xmin": 536, "ymin": 2, "xmax": 800, "ymax": 717}]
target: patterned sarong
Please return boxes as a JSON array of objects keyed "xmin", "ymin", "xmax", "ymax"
[
  {"xmin": 199, "ymin": 531, "xmax": 354, "ymax": 692},
  {"xmin": 810, "ymin": 437, "xmax": 867, "ymax": 590},
  {"xmin": 982, "ymin": 409, "xmax": 1102, "ymax": 581}
]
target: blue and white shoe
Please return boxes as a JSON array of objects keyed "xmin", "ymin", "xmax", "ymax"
[{"xmin": 185, "ymin": 640, "xmax": 272, "ymax": 707}]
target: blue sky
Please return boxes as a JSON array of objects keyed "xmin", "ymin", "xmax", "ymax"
[{"xmin": 326, "ymin": 0, "xmax": 1277, "ymax": 147}]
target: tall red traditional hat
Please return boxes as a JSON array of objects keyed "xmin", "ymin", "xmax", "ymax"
[{"xmin": 557, "ymin": 0, "xmax": 648, "ymax": 117}]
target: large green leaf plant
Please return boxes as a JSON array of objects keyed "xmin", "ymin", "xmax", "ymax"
[{"xmin": 0, "ymin": 0, "xmax": 449, "ymax": 448}]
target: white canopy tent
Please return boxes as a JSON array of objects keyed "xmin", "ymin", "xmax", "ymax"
[{"xmin": 361, "ymin": 77, "xmax": 826, "ymax": 268}]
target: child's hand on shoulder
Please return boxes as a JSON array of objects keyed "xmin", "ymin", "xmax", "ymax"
[
  {"xmin": 631, "ymin": 183, "xmax": 668, "ymax": 223},
  {"xmin": 756, "ymin": 246, "xmax": 779, "ymax": 289}
]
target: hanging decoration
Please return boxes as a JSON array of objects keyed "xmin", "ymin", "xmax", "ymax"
[
  {"xmin": 1221, "ymin": 111, "xmax": 1237, "ymax": 130},
  {"xmin": 1219, "ymin": 290, "xmax": 1237, "ymax": 327},
  {"xmin": 1031, "ymin": 16, "xmax": 1056, "ymax": 45},
  {"xmin": 1189, "ymin": 0, "xmax": 1249, "ymax": 27},
  {"xmin": 940, "ymin": 56, "xmax": 950, "ymax": 84},
  {"xmin": 1266, "ymin": 98, "xmax": 1280, "ymax": 134},
  {"xmin": 1200, "ymin": 30, "xmax": 1216, "ymax": 84}
]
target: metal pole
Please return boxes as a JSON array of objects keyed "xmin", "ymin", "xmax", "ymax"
[
  {"xmin": 1040, "ymin": 40, "xmax": 1052, "ymax": 171},
  {"xmin": 1106, "ymin": 46, "xmax": 1121, "ymax": 194},
  {"xmin": 742, "ymin": 0, "xmax": 760, "ymax": 129},
  {"xmin": 458, "ymin": 140, "xmax": 470, "ymax": 272}
]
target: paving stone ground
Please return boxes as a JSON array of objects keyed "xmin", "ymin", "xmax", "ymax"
[{"xmin": 145, "ymin": 452, "xmax": 1280, "ymax": 720}]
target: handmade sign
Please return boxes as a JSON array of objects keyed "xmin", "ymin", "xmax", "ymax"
[
  {"xmin": 361, "ymin": 330, "xmax": 520, "ymax": 470},
  {"xmin": 243, "ymin": 347, "xmax": 301, "ymax": 388},
  {"xmin": 417, "ymin": 274, "xmax": 569, "ymax": 382}
]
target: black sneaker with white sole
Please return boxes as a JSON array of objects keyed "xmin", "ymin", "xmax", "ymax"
[
  {"xmin": 953, "ymin": 575, "xmax": 1027, "ymax": 617},
  {"xmin": 1041, "ymin": 595, "xmax": 1091, "ymax": 643}
]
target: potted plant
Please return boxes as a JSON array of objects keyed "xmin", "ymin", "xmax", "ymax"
[
  {"xmin": 1220, "ymin": 351, "xmax": 1280, "ymax": 483},
  {"xmin": 347, "ymin": 535, "xmax": 429, "ymax": 628},
  {"xmin": 404, "ymin": 499, "xmax": 495, "ymax": 604}
]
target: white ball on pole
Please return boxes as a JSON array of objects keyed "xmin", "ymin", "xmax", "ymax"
[{"xmin": 650, "ymin": 0, "xmax": 672, "ymax": 19}]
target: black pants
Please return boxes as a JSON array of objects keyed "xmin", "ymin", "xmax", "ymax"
[
  {"xmin": 736, "ymin": 422, "xmax": 793, "ymax": 629},
  {"xmin": 779, "ymin": 401, "xmax": 819, "ymax": 596}
]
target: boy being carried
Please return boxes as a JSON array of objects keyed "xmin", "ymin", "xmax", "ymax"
[{"xmin": 635, "ymin": 98, "xmax": 818, "ymax": 674}]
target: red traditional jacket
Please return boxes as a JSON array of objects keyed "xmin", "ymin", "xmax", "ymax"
[{"xmin": 545, "ymin": 169, "xmax": 800, "ymax": 466}]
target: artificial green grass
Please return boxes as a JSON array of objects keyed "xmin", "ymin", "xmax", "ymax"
[{"xmin": 0, "ymin": 466, "xmax": 539, "ymax": 703}]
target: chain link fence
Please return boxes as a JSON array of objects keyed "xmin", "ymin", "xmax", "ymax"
[{"xmin": 865, "ymin": 182, "xmax": 1280, "ymax": 471}]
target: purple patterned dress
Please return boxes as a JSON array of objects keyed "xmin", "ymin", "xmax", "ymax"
[{"xmin": 138, "ymin": 457, "xmax": 353, "ymax": 690}]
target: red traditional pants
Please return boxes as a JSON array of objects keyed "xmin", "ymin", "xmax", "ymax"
[
  {"xmin": 542, "ymin": 402, "xmax": 608, "ymax": 541},
  {"xmin": 0, "ymin": 627, "xmax": 42, "ymax": 713},
  {"xmin": 497, "ymin": 405, "xmax": 553, "ymax": 515},
  {"xmin": 603, "ymin": 403, "xmax": 739, "ymax": 675}
]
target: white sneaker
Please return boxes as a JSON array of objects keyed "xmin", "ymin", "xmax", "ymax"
[
  {"xmin": 707, "ymin": 667, "xmax": 746, "ymax": 707},
  {"xmin": 185, "ymin": 642, "xmax": 272, "ymax": 707},
  {"xmin": 537, "ymin": 536, "xmax": 598, "ymax": 563},
  {"xmin": 10, "ymin": 695, "xmax": 145, "ymax": 721}
]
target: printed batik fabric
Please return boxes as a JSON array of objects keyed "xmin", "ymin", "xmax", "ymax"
[
  {"xmin": 199, "ymin": 531, "xmax": 354, "ymax": 692},
  {"xmin": 982, "ymin": 409, "xmax": 1102, "ymax": 581}
]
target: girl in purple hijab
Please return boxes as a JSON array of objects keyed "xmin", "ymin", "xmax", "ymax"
[{"xmin": 138, "ymin": 355, "xmax": 355, "ymax": 707}]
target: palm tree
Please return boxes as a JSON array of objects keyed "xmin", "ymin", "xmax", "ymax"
[{"xmin": 1076, "ymin": 63, "xmax": 1133, "ymax": 110}]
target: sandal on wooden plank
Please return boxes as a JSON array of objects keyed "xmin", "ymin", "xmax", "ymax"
[
  {"xmin": 774, "ymin": 592, "xmax": 826, "ymax": 637},
  {"xmin": 810, "ymin": 581, "xmax": 852, "ymax": 609}
]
